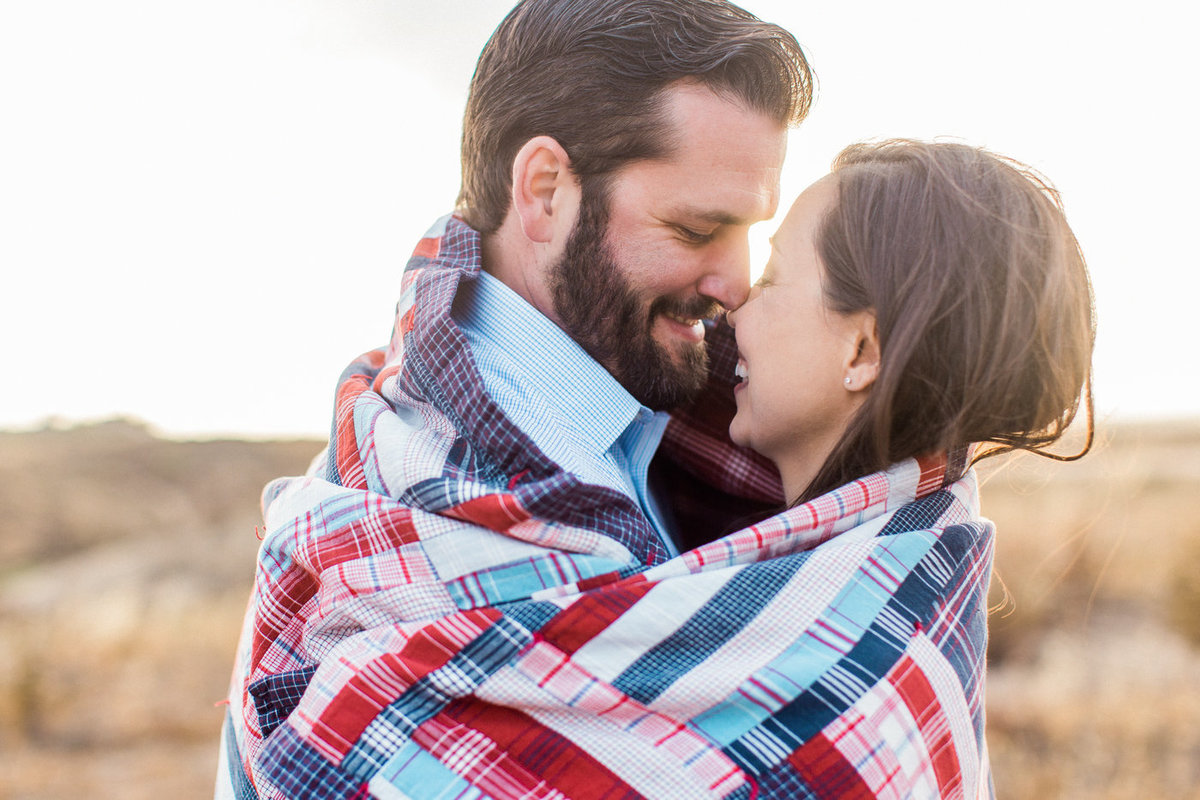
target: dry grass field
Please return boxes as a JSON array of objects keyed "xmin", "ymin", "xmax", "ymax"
[{"xmin": 0, "ymin": 417, "xmax": 1197, "ymax": 799}]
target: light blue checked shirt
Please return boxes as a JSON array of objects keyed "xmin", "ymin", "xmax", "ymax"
[{"xmin": 453, "ymin": 270, "xmax": 678, "ymax": 557}]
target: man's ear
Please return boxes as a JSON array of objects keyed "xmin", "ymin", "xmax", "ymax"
[
  {"xmin": 510, "ymin": 136, "xmax": 580, "ymax": 246},
  {"xmin": 844, "ymin": 312, "xmax": 881, "ymax": 393}
]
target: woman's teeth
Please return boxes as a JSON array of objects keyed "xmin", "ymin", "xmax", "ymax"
[{"xmin": 735, "ymin": 362, "xmax": 748, "ymax": 380}]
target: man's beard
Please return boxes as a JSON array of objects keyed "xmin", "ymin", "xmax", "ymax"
[{"xmin": 549, "ymin": 188, "xmax": 715, "ymax": 410}]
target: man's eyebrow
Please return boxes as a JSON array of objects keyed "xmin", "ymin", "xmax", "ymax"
[{"xmin": 672, "ymin": 207, "xmax": 750, "ymax": 226}]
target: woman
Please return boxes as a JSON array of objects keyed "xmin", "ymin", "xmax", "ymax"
[
  {"xmin": 728, "ymin": 138, "xmax": 1093, "ymax": 505},
  {"xmin": 694, "ymin": 139, "xmax": 1092, "ymax": 796},
  {"xmin": 225, "ymin": 140, "xmax": 1092, "ymax": 800}
]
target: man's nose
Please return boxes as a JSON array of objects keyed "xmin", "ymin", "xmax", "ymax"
[{"xmin": 697, "ymin": 236, "xmax": 751, "ymax": 311}]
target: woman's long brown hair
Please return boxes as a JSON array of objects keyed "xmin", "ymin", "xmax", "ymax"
[{"xmin": 797, "ymin": 140, "xmax": 1096, "ymax": 505}]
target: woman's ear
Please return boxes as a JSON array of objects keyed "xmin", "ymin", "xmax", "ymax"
[
  {"xmin": 510, "ymin": 136, "xmax": 580, "ymax": 247},
  {"xmin": 844, "ymin": 312, "xmax": 880, "ymax": 392}
]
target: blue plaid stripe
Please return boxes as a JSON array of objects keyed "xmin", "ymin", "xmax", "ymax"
[
  {"xmin": 922, "ymin": 522, "xmax": 993, "ymax": 705},
  {"xmin": 721, "ymin": 518, "xmax": 979, "ymax": 775},
  {"xmin": 338, "ymin": 680, "xmax": 444, "ymax": 777},
  {"xmin": 724, "ymin": 780, "xmax": 761, "ymax": 800},
  {"xmin": 757, "ymin": 765, "xmax": 821, "ymax": 800},
  {"xmin": 498, "ymin": 599, "xmax": 561, "ymax": 632},
  {"xmin": 249, "ymin": 665, "xmax": 318, "ymax": 739},
  {"xmin": 338, "ymin": 614, "xmax": 534, "ymax": 781},
  {"xmin": 613, "ymin": 557, "xmax": 805, "ymax": 704},
  {"xmin": 402, "ymin": 475, "xmax": 499, "ymax": 512},
  {"xmin": 727, "ymin": 724, "xmax": 796, "ymax": 773},
  {"xmin": 375, "ymin": 741, "xmax": 488, "ymax": 800},
  {"xmin": 723, "ymin": 629, "xmax": 901, "ymax": 774},
  {"xmin": 878, "ymin": 488, "xmax": 954, "ymax": 537},
  {"xmin": 445, "ymin": 553, "xmax": 624, "ymax": 610},
  {"xmin": 442, "ymin": 436, "xmax": 507, "ymax": 485},
  {"xmin": 260, "ymin": 724, "xmax": 361, "ymax": 800}
]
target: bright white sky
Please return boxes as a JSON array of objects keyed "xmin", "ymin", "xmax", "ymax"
[{"xmin": 2, "ymin": 1, "xmax": 1197, "ymax": 438}]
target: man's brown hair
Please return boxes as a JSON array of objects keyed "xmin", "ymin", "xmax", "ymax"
[{"xmin": 457, "ymin": 0, "xmax": 813, "ymax": 233}]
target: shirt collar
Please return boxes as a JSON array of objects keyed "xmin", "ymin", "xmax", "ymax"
[{"xmin": 457, "ymin": 270, "xmax": 648, "ymax": 454}]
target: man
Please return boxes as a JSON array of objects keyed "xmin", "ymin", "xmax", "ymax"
[
  {"xmin": 218, "ymin": 2, "xmax": 812, "ymax": 797},
  {"xmin": 452, "ymin": 0, "xmax": 811, "ymax": 554}
]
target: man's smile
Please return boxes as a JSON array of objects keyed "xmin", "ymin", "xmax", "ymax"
[{"xmin": 658, "ymin": 310, "xmax": 707, "ymax": 342}]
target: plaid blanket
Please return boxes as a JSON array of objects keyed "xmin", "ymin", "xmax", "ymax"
[{"xmin": 220, "ymin": 215, "xmax": 995, "ymax": 799}]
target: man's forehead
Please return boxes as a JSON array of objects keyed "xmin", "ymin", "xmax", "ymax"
[{"xmin": 660, "ymin": 83, "xmax": 787, "ymax": 149}]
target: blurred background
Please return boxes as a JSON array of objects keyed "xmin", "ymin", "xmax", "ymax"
[{"xmin": 1, "ymin": 1, "xmax": 1198, "ymax": 798}]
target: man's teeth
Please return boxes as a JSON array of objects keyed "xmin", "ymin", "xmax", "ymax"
[
  {"xmin": 735, "ymin": 363, "xmax": 748, "ymax": 380},
  {"xmin": 665, "ymin": 312, "xmax": 706, "ymax": 337}
]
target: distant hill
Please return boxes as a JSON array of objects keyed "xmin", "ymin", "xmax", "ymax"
[{"xmin": 0, "ymin": 418, "xmax": 323, "ymax": 571}]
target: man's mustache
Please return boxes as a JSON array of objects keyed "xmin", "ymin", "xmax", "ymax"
[{"xmin": 650, "ymin": 296, "xmax": 722, "ymax": 322}]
